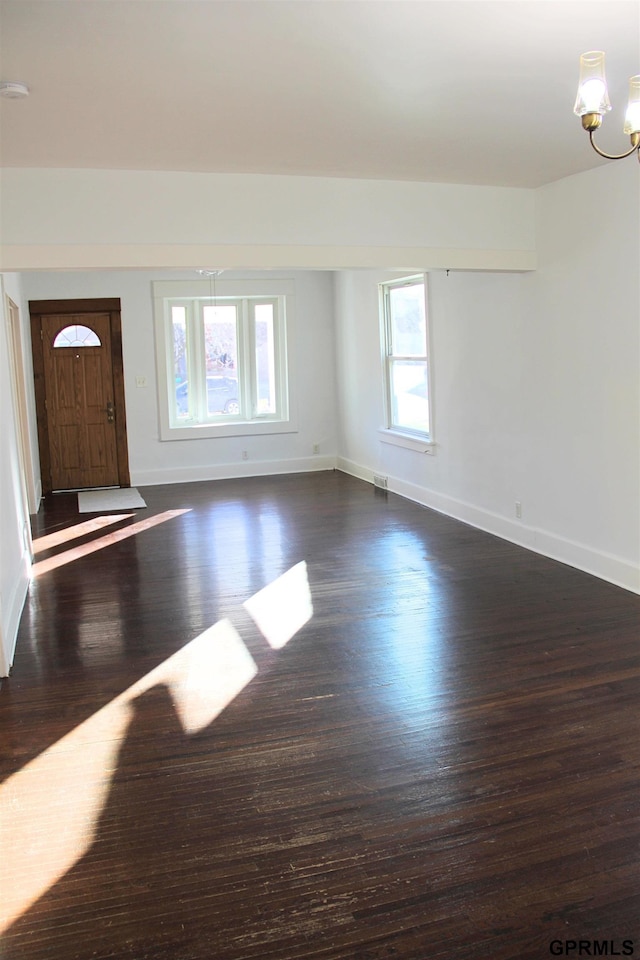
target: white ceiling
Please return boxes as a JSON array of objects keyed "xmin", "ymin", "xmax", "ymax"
[{"xmin": 0, "ymin": 0, "xmax": 638, "ymax": 189}]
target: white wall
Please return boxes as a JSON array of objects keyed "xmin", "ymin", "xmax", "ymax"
[
  {"xmin": 0, "ymin": 273, "xmax": 32, "ymax": 676},
  {"xmin": 335, "ymin": 268, "xmax": 531, "ymax": 526},
  {"xmin": 0, "ymin": 169, "xmax": 535, "ymax": 272},
  {"xmin": 22, "ymin": 269, "xmax": 338, "ymax": 485},
  {"xmin": 524, "ymin": 160, "xmax": 640, "ymax": 581},
  {"xmin": 335, "ymin": 161, "xmax": 640, "ymax": 593}
]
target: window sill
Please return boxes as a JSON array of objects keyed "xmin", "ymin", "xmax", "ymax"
[
  {"xmin": 161, "ymin": 419, "xmax": 297, "ymax": 442},
  {"xmin": 378, "ymin": 429, "xmax": 436, "ymax": 455}
]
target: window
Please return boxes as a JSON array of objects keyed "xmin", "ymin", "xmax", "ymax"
[
  {"xmin": 153, "ymin": 280, "xmax": 295, "ymax": 441},
  {"xmin": 380, "ymin": 275, "xmax": 433, "ymax": 448},
  {"xmin": 53, "ymin": 324, "xmax": 101, "ymax": 347}
]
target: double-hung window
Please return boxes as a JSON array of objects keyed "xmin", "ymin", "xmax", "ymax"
[
  {"xmin": 153, "ymin": 279, "xmax": 294, "ymax": 440},
  {"xmin": 380, "ymin": 275, "xmax": 433, "ymax": 448}
]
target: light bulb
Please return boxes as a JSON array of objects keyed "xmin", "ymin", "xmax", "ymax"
[
  {"xmin": 574, "ymin": 51, "xmax": 611, "ymax": 117},
  {"xmin": 623, "ymin": 76, "xmax": 640, "ymax": 134},
  {"xmin": 580, "ymin": 78, "xmax": 608, "ymax": 113}
]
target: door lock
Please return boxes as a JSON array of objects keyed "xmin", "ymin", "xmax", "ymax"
[{"xmin": 106, "ymin": 401, "xmax": 115, "ymax": 423}]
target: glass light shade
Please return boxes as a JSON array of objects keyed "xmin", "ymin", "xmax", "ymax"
[
  {"xmin": 574, "ymin": 51, "xmax": 612, "ymax": 116},
  {"xmin": 623, "ymin": 76, "xmax": 640, "ymax": 134}
]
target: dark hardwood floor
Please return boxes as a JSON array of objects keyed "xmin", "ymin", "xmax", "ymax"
[{"xmin": 1, "ymin": 471, "xmax": 639, "ymax": 960}]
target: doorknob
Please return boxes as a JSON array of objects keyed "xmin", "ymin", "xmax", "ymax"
[{"xmin": 106, "ymin": 401, "xmax": 115, "ymax": 423}]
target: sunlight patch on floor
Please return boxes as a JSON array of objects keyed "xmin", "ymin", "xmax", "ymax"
[
  {"xmin": 0, "ymin": 560, "xmax": 313, "ymax": 934},
  {"xmin": 32, "ymin": 510, "xmax": 191, "ymax": 577},
  {"xmin": 0, "ymin": 618, "xmax": 255, "ymax": 934},
  {"xmin": 32, "ymin": 514, "xmax": 135, "ymax": 554},
  {"xmin": 244, "ymin": 560, "xmax": 313, "ymax": 649},
  {"xmin": 131, "ymin": 618, "xmax": 258, "ymax": 735},
  {"xmin": 0, "ymin": 697, "xmax": 133, "ymax": 935}
]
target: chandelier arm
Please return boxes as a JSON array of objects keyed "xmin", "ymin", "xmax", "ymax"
[{"xmin": 588, "ymin": 130, "xmax": 640, "ymax": 160}]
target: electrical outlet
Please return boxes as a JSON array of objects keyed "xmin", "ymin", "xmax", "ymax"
[
  {"xmin": 242, "ymin": 450, "xmax": 248, "ymax": 461},
  {"xmin": 515, "ymin": 500, "xmax": 522, "ymax": 519},
  {"xmin": 313, "ymin": 443, "xmax": 320, "ymax": 455}
]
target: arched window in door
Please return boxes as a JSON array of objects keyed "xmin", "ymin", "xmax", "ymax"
[{"xmin": 53, "ymin": 325, "xmax": 102, "ymax": 348}]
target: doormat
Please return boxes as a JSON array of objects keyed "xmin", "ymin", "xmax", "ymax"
[{"xmin": 78, "ymin": 488, "xmax": 147, "ymax": 513}]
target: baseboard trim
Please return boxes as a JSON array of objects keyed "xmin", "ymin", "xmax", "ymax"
[
  {"xmin": 336, "ymin": 457, "xmax": 640, "ymax": 595},
  {"xmin": 131, "ymin": 455, "xmax": 338, "ymax": 487}
]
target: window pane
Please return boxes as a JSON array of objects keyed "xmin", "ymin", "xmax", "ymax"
[
  {"xmin": 203, "ymin": 305, "xmax": 239, "ymax": 415},
  {"xmin": 390, "ymin": 360, "xmax": 429, "ymax": 434},
  {"xmin": 53, "ymin": 324, "xmax": 101, "ymax": 348},
  {"xmin": 255, "ymin": 304, "xmax": 276, "ymax": 415},
  {"xmin": 172, "ymin": 306, "xmax": 189, "ymax": 419},
  {"xmin": 389, "ymin": 283, "xmax": 426, "ymax": 357},
  {"xmin": 205, "ymin": 375, "xmax": 240, "ymax": 416}
]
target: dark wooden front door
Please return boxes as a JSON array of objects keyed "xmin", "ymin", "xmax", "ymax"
[
  {"xmin": 30, "ymin": 298, "xmax": 130, "ymax": 493},
  {"xmin": 42, "ymin": 312, "xmax": 119, "ymax": 489}
]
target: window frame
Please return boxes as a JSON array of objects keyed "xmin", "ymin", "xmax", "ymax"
[
  {"xmin": 379, "ymin": 273, "xmax": 435, "ymax": 453},
  {"xmin": 153, "ymin": 279, "xmax": 297, "ymax": 441}
]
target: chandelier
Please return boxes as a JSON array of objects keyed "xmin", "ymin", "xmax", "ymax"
[{"xmin": 574, "ymin": 51, "xmax": 640, "ymax": 161}]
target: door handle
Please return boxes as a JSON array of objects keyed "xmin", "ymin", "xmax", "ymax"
[{"xmin": 106, "ymin": 401, "xmax": 115, "ymax": 423}]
